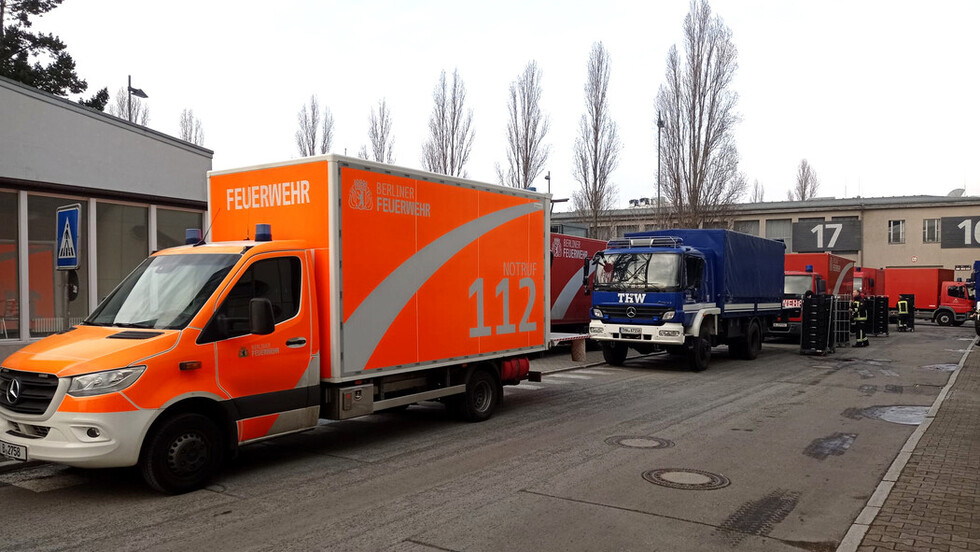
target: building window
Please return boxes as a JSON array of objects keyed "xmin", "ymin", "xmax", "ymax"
[
  {"xmin": 28, "ymin": 194, "xmax": 89, "ymax": 337},
  {"xmin": 617, "ymin": 224, "xmax": 640, "ymax": 236},
  {"xmin": 97, "ymin": 203, "xmax": 148, "ymax": 301},
  {"xmin": 923, "ymin": 218, "xmax": 940, "ymax": 243},
  {"xmin": 157, "ymin": 208, "xmax": 204, "ymax": 250},
  {"xmin": 765, "ymin": 218, "xmax": 792, "ymax": 252},
  {"xmin": 733, "ymin": 220, "xmax": 760, "ymax": 236},
  {"xmin": 888, "ymin": 220, "xmax": 905, "ymax": 244},
  {"xmin": 0, "ymin": 191, "xmax": 18, "ymax": 340}
]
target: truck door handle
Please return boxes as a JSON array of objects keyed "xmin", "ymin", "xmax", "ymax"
[{"xmin": 285, "ymin": 337, "xmax": 307, "ymax": 348}]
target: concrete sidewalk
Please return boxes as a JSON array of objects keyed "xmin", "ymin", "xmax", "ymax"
[{"xmin": 846, "ymin": 336, "xmax": 980, "ymax": 552}]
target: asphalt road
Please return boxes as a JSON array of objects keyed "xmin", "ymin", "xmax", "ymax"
[{"xmin": 0, "ymin": 323, "xmax": 974, "ymax": 552}]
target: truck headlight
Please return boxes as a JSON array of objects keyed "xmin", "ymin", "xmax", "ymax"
[
  {"xmin": 68, "ymin": 366, "xmax": 146, "ymax": 397},
  {"xmin": 592, "ymin": 308, "xmax": 603, "ymax": 318},
  {"xmin": 662, "ymin": 311, "xmax": 675, "ymax": 320}
]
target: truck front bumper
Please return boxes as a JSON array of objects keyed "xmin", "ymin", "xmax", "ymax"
[
  {"xmin": 0, "ymin": 408, "xmax": 157, "ymax": 468},
  {"xmin": 589, "ymin": 320, "xmax": 686, "ymax": 345}
]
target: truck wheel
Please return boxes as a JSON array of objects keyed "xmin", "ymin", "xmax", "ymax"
[
  {"xmin": 140, "ymin": 413, "xmax": 223, "ymax": 494},
  {"xmin": 601, "ymin": 342, "xmax": 628, "ymax": 366},
  {"xmin": 740, "ymin": 321, "xmax": 762, "ymax": 360},
  {"xmin": 454, "ymin": 369, "xmax": 499, "ymax": 423},
  {"xmin": 935, "ymin": 312, "xmax": 953, "ymax": 326},
  {"xmin": 687, "ymin": 327, "xmax": 711, "ymax": 372}
]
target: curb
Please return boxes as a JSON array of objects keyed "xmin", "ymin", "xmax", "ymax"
[{"xmin": 835, "ymin": 335, "xmax": 978, "ymax": 552}]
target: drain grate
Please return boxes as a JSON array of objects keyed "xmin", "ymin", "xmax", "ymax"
[
  {"xmin": 642, "ymin": 468, "xmax": 730, "ymax": 490},
  {"xmin": 605, "ymin": 436, "xmax": 674, "ymax": 449}
]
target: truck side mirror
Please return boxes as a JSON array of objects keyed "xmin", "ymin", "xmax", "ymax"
[
  {"xmin": 815, "ymin": 277, "xmax": 827, "ymax": 295},
  {"xmin": 583, "ymin": 256, "xmax": 591, "ymax": 296},
  {"xmin": 249, "ymin": 298, "xmax": 276, "ymax": 335}
]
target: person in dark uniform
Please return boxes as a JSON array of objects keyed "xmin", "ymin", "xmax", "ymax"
[{"xmin": 852, "ymin": 291, "xmax": 869, "ymax": 347}]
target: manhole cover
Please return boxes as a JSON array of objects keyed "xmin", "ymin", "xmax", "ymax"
[
  {"xmin": 605, "ymin": 436, "xmax": 674, "ymax": 449},
  {"xmin": 642, "ymin": 468, "xmax": 730, "ymax": 490},
  {"xmin": 847, "ymin": 405, "xmax": 929, "ymax": 425}
]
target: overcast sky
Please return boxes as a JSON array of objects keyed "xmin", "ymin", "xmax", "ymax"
[{"xmin": 36, "ymin": 0, "xmax": 980, "ymax": 210}]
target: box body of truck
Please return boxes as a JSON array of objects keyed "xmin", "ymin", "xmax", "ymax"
[
  {"xmin": 549, "ymin": 233, "xmax": 606, "ymax": 330},
  {"xmin": 854, "ymin": 267, "xmax": 885, "ymax": 296},
  {"xmin": 0, "ymin": 155, "xmax": 548, "ymax": 493},
  {"xmin": 588, "ymin": 229, "xmax": 784, "ymax": 370},
  {"xmin": 884, "ymin": 267, "xmax": 973, "ymax": 325}
]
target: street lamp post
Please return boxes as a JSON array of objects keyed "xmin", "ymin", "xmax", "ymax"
[
  {"xmin": 544, "ymin": 171, "xmax": 551, "ymax": 194},
  {"xmin": 127, "ymin": 75, "xmax": 148, "ymax": 123},
  {"xmin": 657, "ymin": 110, "xmax": 665, "ymax": 227}
]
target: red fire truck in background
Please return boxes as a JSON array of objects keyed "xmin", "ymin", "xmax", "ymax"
[
  {"xmin": 549, "ymin": 233, "xmax": 606, "ymax": 333},
  {"xmin": 771, "ymin": 253, "xmax": 855, "ymax": 338},
  {"xmin": 854, "ymin": 267, "xmax": 885, "ymax": 296},
  {"xmin": 883, "ymin": 267, "xmax": 974, "ymax": 326}
]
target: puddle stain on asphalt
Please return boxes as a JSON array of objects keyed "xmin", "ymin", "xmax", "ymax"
[
  {"xmin": 858, "ymin": 385, "xmax": 877, "ymax": 396},
  {"xmin": 717, "ymin": 489, "xmax": 802, "ymax": 545},
  {"xmin": 884, "ymin": 385, "xmax": 903, "ymax": 394},
  {"xmin": 803, "ymin": 433, "xmax": 857, "ymax": 460},
  {"xmin": 842, "ymin": 405, "xmax": 929, "ymax": 425},
  {"xmin": 920, "ymin": 363, "xmax": 957, "ymax": 372}
]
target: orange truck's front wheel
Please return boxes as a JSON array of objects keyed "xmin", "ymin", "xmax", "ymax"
[{"xmin": 140, "ymin": 412, "xmax": 224, "ymax": 494}]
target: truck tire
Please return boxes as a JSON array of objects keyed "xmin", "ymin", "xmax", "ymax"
[
  {"xmin": 740, "ymin": 321, "xmax": 762, "ymax": 360},
  {"xmin": 601, "ymin": 342, "xmax": 628, "ymax": 366},
  {"xmin": 140, "ymin": 412, "xmax": 223, "ymax": 494},
  {"xmin": 687, "ymin": 327, "xmax": 711, "ymax": 372},
  {"xmin": 935, "ymin": 311, "xmax": 953, "ymax": 326},
  {"xmin": 454, "ymin": 369, "xmax": 499, "ymax": 423}
]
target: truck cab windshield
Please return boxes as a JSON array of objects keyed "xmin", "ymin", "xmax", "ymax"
[
  {"xmin": 86, "ymin": 253, "xmax": 240, "ymax": 330},
  {"xmin": 594, "ymin": 252, "xmax": 681, "ymax": 292},
  {"xmin": 784, "ymin": 275, "xmax": 813, "ymax": 296}
]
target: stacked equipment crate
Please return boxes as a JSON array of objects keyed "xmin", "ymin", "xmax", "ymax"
[
  {"xmin": 800, "ymin": 294, "xmax": 835, "ymax": 354},
  {"xmin": 868, "ymin": 296, "xmax": 889, "ymax": 336}
]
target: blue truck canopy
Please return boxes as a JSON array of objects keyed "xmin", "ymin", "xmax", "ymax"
[{"xmin": 623, "ymin": 229, "xmax": 785, "ymax": 310}]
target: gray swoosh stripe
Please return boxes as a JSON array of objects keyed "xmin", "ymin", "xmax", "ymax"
[
  {"xmin": 344, "ymin": 202, "xmax": 542, "ymax": 374},
  {"xmin": 552, "ymin": 264, "xmax": 594, "ymax": 320},
  {"xmin": 833, "ymin": 262, "xmax": 855, "ymax": 296}
]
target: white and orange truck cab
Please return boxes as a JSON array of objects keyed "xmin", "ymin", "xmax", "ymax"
[{"xmin": 0, "ymin": 155, "xmax": 548, "ymax": 493}]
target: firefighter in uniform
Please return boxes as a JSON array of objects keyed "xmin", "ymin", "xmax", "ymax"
[
  {"xmin": 897, "ymin": 297, "xmax": 911, "ymax": 332},
  {"xmin": 852, "ymin": 292, "xmax": 869, "ymax": 347}
]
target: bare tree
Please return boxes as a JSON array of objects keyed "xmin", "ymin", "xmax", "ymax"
[
  {"xmin": 571, "ymin": 42, "xmax": 621, "ymax": 239},
  {"xmin": 295, "ymin": 95, "xmax": 334, "ymax": 157},
  {"xmin": 788, "ymin": 159, "xmax": 819, "ymax": 201},
  {"xmin": 750, "ymin": 179, "xmax": 764, "ymax": 203},
  {"xmin": 320, "ymin": 106, "xmax": 334, "ymax": 155},
  {"xmin": 421, "ymin": 69, "xmax": 474, "ymax": 176},
  {"xmin": 178, "ymin": 108, "xmax": 204, "ymax": 146},
  {"xmin": 364, "ymin": 98, "xmax": 395, "ymax": 163},
  {"xmin": 108, "ymin": 87, "xmax": 149, "ymax": 125},
  {"xmin": 656, "ymin": 0, "xmax": 746, "ymax": 229},
  {"xmin": 496, "ymin": 61, "xmax": 550, "ymax": 189}
]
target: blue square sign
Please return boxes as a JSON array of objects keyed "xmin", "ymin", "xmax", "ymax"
[{"xmin": 56, "ymin": 204, "xmax": 81, "ymax": 270}]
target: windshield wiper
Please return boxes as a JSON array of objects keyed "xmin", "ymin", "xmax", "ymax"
[
  {"xmin": 79, "ymin": 321, "xmax": 106, "ymax": 326},
  {"xmin": 113, "ymin": 322, "xmax": 156, "ymax": 329}
]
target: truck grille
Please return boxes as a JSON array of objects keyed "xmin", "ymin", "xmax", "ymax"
[
  {"xmin": 603, "ymin": 305, "xmax": 670, "ymax": 320},
  {"xmin": 0, "ymin": 368, "xmax": 60, "ymax": 415}
]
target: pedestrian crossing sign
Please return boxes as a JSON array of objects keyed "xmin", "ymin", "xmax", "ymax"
[{"xmin": 56, "ymin": 204, "xmax": 81, "ymax": 270}]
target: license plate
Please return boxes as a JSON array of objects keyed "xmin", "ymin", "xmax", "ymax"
[
  {"xmin": 0, "ymin": 439, "xmax": 27, "ymax": 462},
  {"xmin": 620, "ymin": 327, "xmax": 641, "ymax": 335},
  {"xmin": 772, "ymin": 323, "xmax": 788, "ymax": 328}
]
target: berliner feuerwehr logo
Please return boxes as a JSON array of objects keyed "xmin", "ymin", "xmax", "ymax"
[
  {"xmin": 348, "ymin": 180, "xmax": 373, "ymax": 211},
  {"xmin": 552, "ymin": 237, "xmax": 562, "ymax": 258}
]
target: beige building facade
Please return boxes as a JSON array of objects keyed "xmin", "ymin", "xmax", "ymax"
[{"xmin": 552, "ymin": 195, "xmax": 980, "ymax": 279}]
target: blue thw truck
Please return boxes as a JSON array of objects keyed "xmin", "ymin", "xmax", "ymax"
[{"xmin": 587, "ymin": 229, "xmax": 785, "ymax": 371}]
